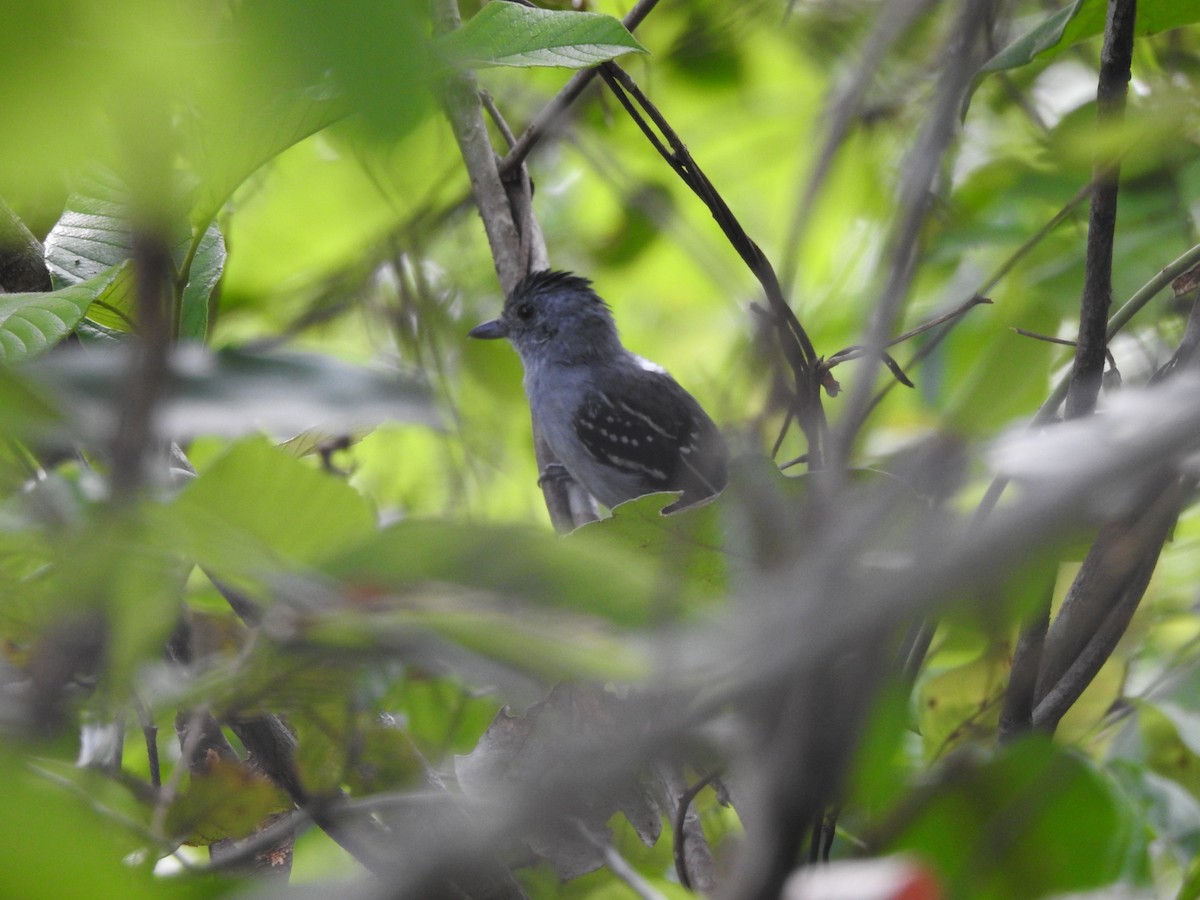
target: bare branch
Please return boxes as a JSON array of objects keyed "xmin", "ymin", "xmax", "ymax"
[{"xmin": 1063, "ymin": 0, "xmax": 1137, "ymax": 419}]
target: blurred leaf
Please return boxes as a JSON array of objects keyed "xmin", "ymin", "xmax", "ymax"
[
  {"xmin": 574, "ymin": 491, "xmax": 729, "ymax": 608},
  {"xmin": 454, "ymin": 684, "xmax": 659, "ymax": 879},
  {"xmin": 0, "ymin": 264, "xmax": 126, "ymax": 362},
  {"xmin": 889, "ymin": 738, "xmax": 1130, "ymax": 898},
  {"xmin": 166, "ymin": 756, "xmax": 290, "ymax": 846},
  {"xmin": 917, "ymin": 645, "xmax": 1007, "ymax": 759},
  {"xmin": 25, "ymin": 343, "xmax": 438, "ymax": 443},
  {"xmin": 341, "ymin": 715, "xmax": 426, "ymax": 795},
  {"xmin": 1152, "ymin": 702, "xmax": 1200, "ymax": 758},
  {"xmin": 982, "ymin": 0, "xmax": 1200, "ymax": 74},
  {"xmin": 253, "ymin": 0, "xmax": 434, "ymax": 140},
  {"xmin": 1109, "ymin": 760, "xmax": 1200, "ymax": 870},
  {"xmin": 439, "ymin": 4, "xmax": 647, "ymax": 69},
  {"xmin": 185, "ymin": 81, "xmax": 350, "ymax": 229},
  {"xmin": 298, "ymin": 597, "xmax": 649, "ymax": 683},
  {"xmin": 0, "ymin": 749, "xmax": 175, "ymax": 899},
  {"xmin": 1139, "ymin": 701, "xmax": 1200, "ymax": 803},
  {"xmin": 323, "ymin": 519, "xmax": 657, "ymax": 626},
  {"xmin": 847, "ymin": 682, "xmax": 916, "ymax": 813},
  {"xmin": 172, "ymin": 437, "xmax": 377, "ymax": 580}
]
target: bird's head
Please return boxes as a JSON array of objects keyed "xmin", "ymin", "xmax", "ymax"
[{"xmin": 469, "ymin": 270, "xmax": 622, "ymax": 364}]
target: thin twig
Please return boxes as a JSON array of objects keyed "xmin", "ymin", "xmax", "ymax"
[
  {"xmin": 1063, "ymin": 0, "xmax": 1137, "ymax": 419},
  {"xmin": 672, "ymin": 771, "xmax": 719, "ymax": 891},
  {"xmin": 575, "ymin": 820, "xmax": 668, "ymax": 900}
]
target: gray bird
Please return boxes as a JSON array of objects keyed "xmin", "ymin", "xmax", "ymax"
[{"xmin": 469, "ymin": 270, "xmax": 728, "ymax": 511}]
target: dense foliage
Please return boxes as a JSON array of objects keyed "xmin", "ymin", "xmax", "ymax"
[{"xmin": 4, "ymin": 1, "xmax": 1200, "ymax": 898}]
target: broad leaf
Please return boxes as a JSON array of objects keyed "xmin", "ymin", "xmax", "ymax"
[
  {"xmin": 889, "ymin": 738, "xmax": 1131, "ymax": 898},
  {"xmin": 173, "ymin": 436, "xmax": 378, "ymax": 578},
  {"xmin": 322, "ymin": 519, "xmax": 658, "ymax": 626},
  {"xmin": 43, "ymin": 172, "xmax": 226, "ymax": 340},
  {"xmin": 185, "ymin": 82, "xmax": 349, "ymax": 229},
  {"xmin": 983, "ymin": 0, "xmax": 1200, "ymax": 74},
  {"xmin": 440, "ymin": 4, "xmax": 647, "ymax": 69},
  {"xmin": 0, "ymin": 263, "xmax": 126, "ymax": 362},
  {"xmin": 573, "ymin": 492, "xmax": 729, "ymax": 606},
  {"xmin": 165, "ymin": 758, "xmax": 290, "ymax": 846}
]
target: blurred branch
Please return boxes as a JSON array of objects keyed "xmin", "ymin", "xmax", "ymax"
[
  {"xmin": 1032, "ymin": 476, "xmax": 1189, "ymax": 733},
  {"xmin": 828, "ymin": 0, "xmax": 999, "ymax": 470},
  {"xmin": 1063, "ymin": 0, "xmax": 1137, "ymax": 419},
  {"xmin": 110, "ymin": 231, "xmax": 173, "ymax": 499},
  {"xmin": 779, "ymin": 0, "xmax": 940, "ymax": 295},
  {"xmin": 0, "ymin": 198, "xmax": 52, "ymax": 293}
]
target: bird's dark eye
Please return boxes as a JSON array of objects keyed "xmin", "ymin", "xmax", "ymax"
[{"xmin": 516, "ymin": 302, "xmax": 535, "ymax": 320}]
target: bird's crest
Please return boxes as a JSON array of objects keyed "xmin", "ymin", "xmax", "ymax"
[{"xmin": 509, "ymin": 270, "xmax": 608, "ymax": 309}]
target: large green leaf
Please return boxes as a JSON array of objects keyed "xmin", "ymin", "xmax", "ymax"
[
  {"xmin": 321, "ymin": 519, "xmax": 658, "ymax": 626},
  {"xmin": 572, "ymin": 492, "xmax": 729, "ymax": 608},
  {"xmin": 184, "ymin": 83, "xmax": 350, "ymax": 230},
  {"xmin": 0, "ymin": 750, "xmax": 182, "ymax": 900},
  {"xmin": 43, "ymin": 172, "xmax": 226, "ymax": 341},
  {"xmin": 439, "ymin": 4, "xmax": 647, "ymax": 69},
  {"xmin": 0, "ymin": 263, "xmax": 126, "ymax": 362},
  {"xmin": 172, "ymin": 436, "xmax": 378, "ymax": 579},
  {"xmin": 889, "ymin": 738, "xmax": 1132, "ymax": 898},
  {"xmin": 983, "ymin": 0, "xmax": 1200, "ymax": 74}
]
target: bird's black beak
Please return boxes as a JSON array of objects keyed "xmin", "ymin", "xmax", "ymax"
[{"xmin": 468, "ymin": 319, "xmax": 508, "ymax": 340}]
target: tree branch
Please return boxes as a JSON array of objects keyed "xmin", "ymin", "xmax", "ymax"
[
  {"xmin": 596, "ymin": 62, "xmax": 828, "ymax": 467},
  {"xmin": 1063, "ymin": 0, "xmax": 1137, "ymax": 419},
  {"xmin": 434, "ymin": 0, "xmax": 598, "ymax": 532}
]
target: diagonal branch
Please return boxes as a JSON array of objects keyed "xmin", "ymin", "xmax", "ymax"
[{"xmin": 596, "ymin": 62, "xmax": 828, "ymax": 467}]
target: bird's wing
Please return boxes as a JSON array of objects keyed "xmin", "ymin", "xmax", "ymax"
[{"xmin": 572, "ymin": 368, "xmax": 721, "ymax": 493}]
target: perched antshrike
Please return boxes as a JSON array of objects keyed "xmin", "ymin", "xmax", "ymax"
[{"xmin": 470, "ymin": 270, "xmax": 728, "ymax": 511}]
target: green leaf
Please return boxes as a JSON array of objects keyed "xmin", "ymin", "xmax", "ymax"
[
  {"xmin": 440, "ymin": 4, "xmax": 647, "ymax": 69},
  {"xmin": 573, "ymin": 492, "xmax": 729, "ymax": 606},
  {"xmin": 1153, "ymin": 702, "xmax": 1200, "ymax": 759},
  {"xmin": 26, "ymin": 344, "xmax": 438, "ymax": 443},
  {"xmin": 43, "ymin": 171, "xmax": 226, "ymax": 340},
  {"xmin": 165, "ymin": 758, "xmax": 290, "ymax": 845},
  {"xmin": 0, "ymin": 749, "xmax": 171, "ymax": 899},
  {"xmin": 177, "ymin": 226, "xmax": 225, "ymax": 341},
  {"xmin": 172, "ymin": 436, "xmax": 378, "ymax": 579},
  {"xmin": 322, "ymin": 519, "xmax": 658, "ymax": 626},
  {"xmin": 185, "ymin": 83, "xmax": 350, "ymax": 229},
  {"xmin": 0, "ymin": 263, "xmax": 127, "ymax": 362},
  {"xmin": 983, "ymin": 0, "xmax": 1200, "ymax": 74},
  {"xmin": 888, "ymin": 738, "xmax": 1131, "ymax": 898}
]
